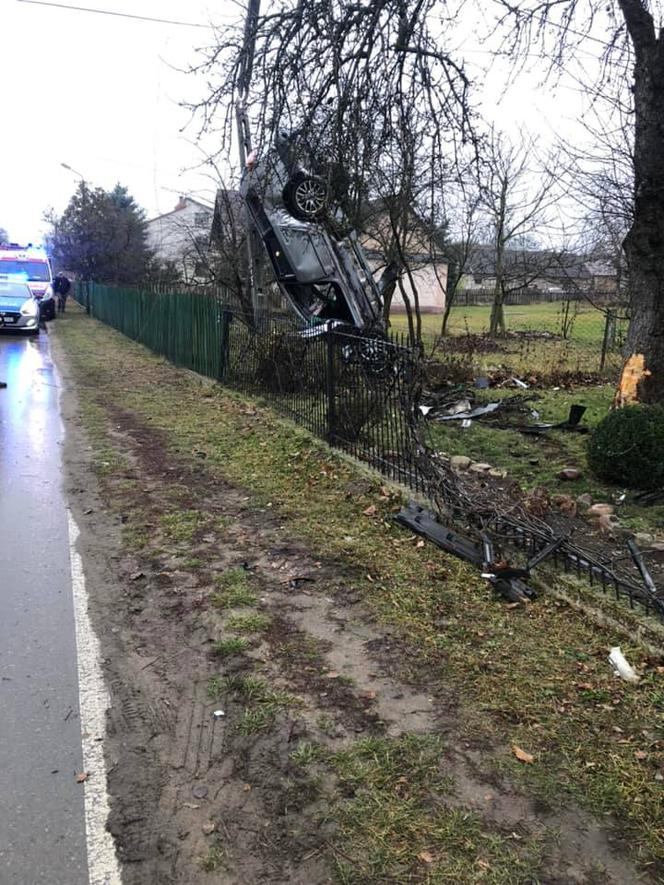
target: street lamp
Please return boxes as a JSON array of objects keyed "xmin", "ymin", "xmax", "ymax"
[
  {"xmin": 61, "ymin": 162, "xmax": 85, "ymax": 181},
  {"xmin": 60, "ymin": 163, "xmax": 90, "ymax": 313}
]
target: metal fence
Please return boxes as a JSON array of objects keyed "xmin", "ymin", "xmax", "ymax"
[
  {"xmin": 73, "ymin": 281, "xmax": 660, "ymax": 622},
  {"xmin": 75, "ymin": 281, "xmax": 423, "ymax": 492}
]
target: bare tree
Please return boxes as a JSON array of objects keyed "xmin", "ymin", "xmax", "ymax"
[
  {"xmin": 189, "ymin": 0, "xmax": 477, "ymax": 345},
  {"xmin": 476, "ymin": 129, "xmax": 560, "ymax": 335},
  {"xmin": 492, "ymin": 0, "xmax": 664, "ymax": 400},
  {"xmin": 436, "ymin": 181, "xmax": 482, "ymax": 335},
  {"xmin": 561, "ymin": 95, "xmax": 633, "ymax": 299}
]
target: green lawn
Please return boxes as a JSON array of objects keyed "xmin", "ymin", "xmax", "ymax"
[{"xmin": 390, "ymin": 303, "xmax": 626, "ymax": 378}]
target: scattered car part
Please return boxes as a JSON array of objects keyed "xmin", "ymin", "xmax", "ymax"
[
  {"xmin": 438, "ymin": 401, "xmax": 502, "ymax": 422},
  {"xmin": 519, "ymin": 404, "xmax": 588, "ymax": 435},
  {"xmin": 608, "ymin": 646, "xmax": 640, "ymax": 683},
  {"xmin": 627, "ymin": 539, "xmax": 659, "ymax": 599},
  {"xmin": 394, "ymin": 501, "xmax": 565, "ymax": 604}
]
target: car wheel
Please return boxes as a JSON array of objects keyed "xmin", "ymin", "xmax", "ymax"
[{"xmin": 284, "ymin": 173, "xmax": 328, "ymax": 220}]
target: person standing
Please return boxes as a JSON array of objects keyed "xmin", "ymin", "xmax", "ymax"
[{"xmin": 53, "ymin": 273, "xmax": 71, "ymax": 313}]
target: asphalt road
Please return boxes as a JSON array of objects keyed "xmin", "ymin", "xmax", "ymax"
[{"xmin": 0, "ymin": 331, "xmax": 88, "ymax": 884}]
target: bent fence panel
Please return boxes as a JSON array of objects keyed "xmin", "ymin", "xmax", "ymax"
[{"xmin": 73, "ymin": 282, "xmax": 662, "ymax": 622}]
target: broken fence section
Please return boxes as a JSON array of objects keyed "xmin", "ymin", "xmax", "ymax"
[{"xmin": 75, "ymin": 283, "xmax": 662, "ymax": 623}]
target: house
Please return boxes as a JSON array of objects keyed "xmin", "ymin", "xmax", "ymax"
[
  {"xmin": 457, "ymin": 247, "xmax": 618, "ymax": 299},
  {"xmin": 359, "ymin": 206, "xmax": 448, "ymax": 315},
  {"xmin": 146, "ymin": 196, "xmax": 214, "ymax": 282}
]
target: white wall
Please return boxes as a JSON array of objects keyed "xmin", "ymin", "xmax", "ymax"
[{"xmin": 146, "ymin": 199, "xmax": 213, "ymax": 279}]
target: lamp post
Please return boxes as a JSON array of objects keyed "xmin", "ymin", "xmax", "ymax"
[
  {"xmin": 60, "ymin": 163, "xmax": 90, "ymax": 312},
  {"xmin": 60, "ymin": 162, "xmax": 85, "ymax": 181}
]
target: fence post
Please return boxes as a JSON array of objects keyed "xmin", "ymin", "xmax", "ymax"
[
  {"xmin": 85, "ymin": 280, "xmax": 91, "ymax": 315},
  {"xmin": 326, "ymin": 330, "xmax": 337, "ymax": 445},
  {"xmin": 599, "ymin": 309, "xmax": 615, "ymax": 372},
  {"xmin": 218, "ymin": 307, "xmax": 231, "ymax": 381}
]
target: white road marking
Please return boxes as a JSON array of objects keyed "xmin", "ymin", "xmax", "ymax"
[{"xmin": 67, "ymin": 511, "xmax": 123, "ymax": 885}]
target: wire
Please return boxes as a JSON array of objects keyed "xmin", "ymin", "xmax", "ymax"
[{"xmin": 16, "ymin": 0, "xmax": 212, "ymax": 28}]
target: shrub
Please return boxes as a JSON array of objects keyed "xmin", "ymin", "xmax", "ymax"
[{"xmin": 586, "ymin": 405, "xmax": 664, "ymax": 490}]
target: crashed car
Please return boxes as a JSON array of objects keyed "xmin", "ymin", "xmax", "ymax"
[{"xmin": 240, "ymin": 130, "xmax": 393, "ymax": 334}]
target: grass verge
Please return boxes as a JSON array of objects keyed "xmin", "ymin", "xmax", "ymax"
[{"xmin": 55, "ymin": 309, "xmax": 664, "ymax": 875}]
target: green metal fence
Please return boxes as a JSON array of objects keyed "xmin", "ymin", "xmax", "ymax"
[{"xmin": 75, "ymin": 281, "xmax": 228, "ymax": 380}]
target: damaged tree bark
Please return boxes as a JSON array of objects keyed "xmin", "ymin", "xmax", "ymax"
[{"xmin": 619, "ymin": 0, "xmax": 664, "ymax": 403}]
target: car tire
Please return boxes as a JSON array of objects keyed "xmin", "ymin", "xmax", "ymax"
[{"xmin": 283, "ymin": 172, "xmax": 328, "ymax": 221}]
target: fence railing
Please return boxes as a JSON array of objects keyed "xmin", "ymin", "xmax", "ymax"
[{"xmin": 75, "ymin": 281, "xmax": 424, "ymax": 492}]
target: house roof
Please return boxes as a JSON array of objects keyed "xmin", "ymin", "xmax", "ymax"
[
  {"xmin": 584, "ymin": 260, "xmax": 617, "ymax": 278},
  {"xmin": 210, "ymin": 189, "xmax": 244, "ymax": 242},
  {"xmin": 147, "ymin": 196, "xmax": 214, "ymax": 225},
  {"xmin": 465, "ymin": 246, "xmax": 592, "ymax": 281}
]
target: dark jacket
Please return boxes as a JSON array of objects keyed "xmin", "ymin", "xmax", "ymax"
[{"xmin": 53, "ymin": 275, "xmax": 71, "ymax": 296}]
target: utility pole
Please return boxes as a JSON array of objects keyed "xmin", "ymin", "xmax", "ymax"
[{"xmin": 236, "ymin": 0, "xmax": 263, "ymax": 322}]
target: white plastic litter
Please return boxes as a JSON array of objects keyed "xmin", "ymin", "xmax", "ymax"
[
  {"xmin": 419, "ymin": 405, "xmax": 432, "ymax": 416},
  {"xmin": 212, "ymin": 710, "xmax": 225, "ymax": 719},
  {"xmin": 608, "ymin": 646, "xmax": 640, "ymax": 683}
]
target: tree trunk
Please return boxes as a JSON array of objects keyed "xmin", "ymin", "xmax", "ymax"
[
  {"xmin": 489, "ymin": 183, "xmax": 508, "ymax": 337},
  {"xmin": 618, "ymin": 0, "xmax": 664, "ymax": 402},
  {"xmin": 489, "ymin": 245, "xmax": 506, "ymax": 336},
  {"xmin": 440, "ymin": 260, "xmax": 458, "ymax": 336}
]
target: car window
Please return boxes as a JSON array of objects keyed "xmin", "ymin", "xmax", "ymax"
[
  {"xmin": 0, "ymin": 282, "xmax": 32, "ymax": 300},
  {"xmin": 0, "ymin": 260, "xmax": 51, "ymax": 281}
]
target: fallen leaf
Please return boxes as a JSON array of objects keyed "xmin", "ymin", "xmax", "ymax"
[
  {"xmin": 418, "ymin": 850, "xmax": 434, "ymax": 864},
  {"xmin": 634, "ymin": 750, "xmax": 648, "ymax": 760},
  {"xmin": 75, "ymin": 772, "xmax": 89, "ymax": 783},
  {"xmin": 359, "ymin": 690, "xmax": 377, "ymax": 700},
  {"xmin": 243, "ymin": 784, "xmax": 252, "ymax": 792},
  {"xmin": 130, "ymin": 571, "xmax": 145, "ymax": 581},
  {"xmin": 512, "ymin": 745, "xmax": 535, "ymax": 764},
  {"xmin": 325, "ymin": 671, "xmax": 339, "ymax": 679},
  {"xmin": 575, "ymin": 682, "xmax": 594, "ymax": 691},
  {"xmin": 202, "ymin": 822, "xmax": 216, "ymax": 835},
  {"xmin": 363, "ymin": 505, "xmax": 377, "ymax": 517},
  {"xmin": 415, "ymin": 539, "xmax": 425, "ymax": 548}
]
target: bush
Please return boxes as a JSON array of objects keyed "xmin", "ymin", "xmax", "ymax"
[{"xmin": 586, "ymin": 405, "xmax": 664, "ymax": 490}]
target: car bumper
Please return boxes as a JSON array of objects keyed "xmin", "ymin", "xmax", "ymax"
[{"xmin": 0, "ymin": 315, "xmax": 40, "ymax": 331}]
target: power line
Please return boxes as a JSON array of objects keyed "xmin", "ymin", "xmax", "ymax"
[{"xmin": 16, "ymin": 0, "xmax": 211, "ymax": 28}]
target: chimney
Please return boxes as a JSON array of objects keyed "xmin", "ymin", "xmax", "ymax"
[{"xmin": 175, "ymin": 195, "xmax": 187, "ymax": 211}]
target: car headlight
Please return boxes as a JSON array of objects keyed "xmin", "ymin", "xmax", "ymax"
[{"xmin": 21, "ymin": 299, "xmax": 39, "ymax": 316}]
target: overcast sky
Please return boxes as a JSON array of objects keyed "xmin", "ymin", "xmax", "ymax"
[{"xmin": 0, "ymin": 0, "xmax": 604, "ymax": 245}]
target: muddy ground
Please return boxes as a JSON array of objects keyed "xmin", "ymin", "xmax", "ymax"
[{"xmin": 54, "ymin": 332, "xmax": 658, "ymax": 885}]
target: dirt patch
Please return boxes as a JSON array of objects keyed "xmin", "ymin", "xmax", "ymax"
[{"xmin": 53, "ymin": 331, "xmax": 658, "ymax": 885}]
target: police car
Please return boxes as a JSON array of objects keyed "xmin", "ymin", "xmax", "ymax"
[
  {"xmin": 0, "ymin": 280, "xmax": 40, "ymax": 333},
  {"xmin": 0, "ymin": 243, "xmax": 55, "ymax": 320}
]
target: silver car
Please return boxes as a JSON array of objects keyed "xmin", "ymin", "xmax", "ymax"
[
  {"xmin": 240, "ymin": 130, "xmax": 393, "ymax": 333},
  {"xmin": 0, "ymin": 281, "xmax": 41, "ymax": 334}
]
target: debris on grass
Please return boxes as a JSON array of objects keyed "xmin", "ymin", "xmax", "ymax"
[
  {"xmin": 608, "ymin": 646, "xmax": 640, "ymax": 684},
  {"xmin": 512, "ymin": 745, "xmax": 535, "ymax": 765}
]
